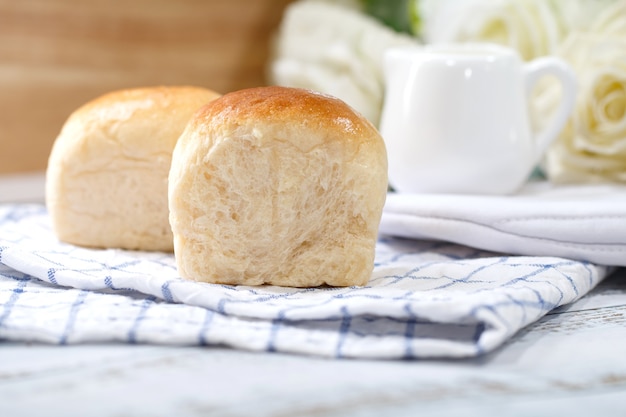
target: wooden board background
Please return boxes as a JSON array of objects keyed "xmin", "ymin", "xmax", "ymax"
[{"xmin": 0, "ymin": 0, "xmax": 293, "ymax": 174}]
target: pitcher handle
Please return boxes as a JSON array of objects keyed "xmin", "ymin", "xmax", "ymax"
[{"xmin": 523, "ymin": 57, "xmax": 577, "ymax": 160}]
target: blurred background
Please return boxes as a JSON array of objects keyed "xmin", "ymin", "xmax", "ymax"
[
  {"xmin": 1, "ymin": 0, "xmax": 624, "ymax": 185},
  {"xmin": 0, "ymin": 0, "xmax": 293, "ymax": 174}
]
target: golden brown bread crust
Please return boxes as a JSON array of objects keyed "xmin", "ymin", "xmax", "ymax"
[
  {"xmin": 190, "ymin": 85, "xmax": 379, "ymax": 141},
  {"xmin": 46, "ymin": 85, "xmax": 221, "ymax": 251},
  {"xmin": 169, "ymin": 86, "xmax": 388, "ymax": 287}
]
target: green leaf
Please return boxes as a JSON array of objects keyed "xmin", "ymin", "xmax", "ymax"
[{"xmin": 360, "ymin": 0, "xmax": 415, "ymax": 34}]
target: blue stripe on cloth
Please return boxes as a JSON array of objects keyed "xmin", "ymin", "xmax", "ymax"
[
  {"xmin": 429, "ymin": 257, "xmax": 507, "ymax": 290},
  {"xmin": 161, "ymin": 281, "xmax": 174, "ymax": 303},
  {"xmin": 217, "ymin": 299, "xmax": 226, "ymax": 315},
  {"xmin": 403, "ymin": 319, "xmax": 417, "ymax": 359},
  {"xmin": 128, "ymin": 296, "xmax": 157, "ymax": 343},
  {"xmin": 266, "ymin": 319, "xmax": 280, "ymax": 353},
  {"xmin": 545, "ymin": 260, "xmax": 595, "ymax": 297},
  {"xmin": 402, "ymin": 303, "xmax": 417, "ymax": 358},
  {"xmin": 104, "ymin": 275, "xmax": 138, "ymax": 292},
  {"xmin": 335, "ymin": 306, "xmax": 352, "ymax": 358},
  {"xmin": 47, "ymin": 268, "xmax": 58, "ymax": 285},
  {"xmin": 59, "ymin": 290, "xmax": 89, "ymax": 344},
  {"xmin": 502, "ymin": 264, "xmax": 553, "ymax": 287},
  {"xmin": 198, "ymin": 309, "xmax": 215, "ymax": 346},
  {"xmin": 0, "ymin": 275, "xmax": 30, "ymax": 328},
  {"xmin": 580, "ymin": 262, "xmax": 597, "ymax": 287},
  {"xmin": 104, "ymin": 276, "xmax": 114, "ymax": 289},
  {"xmin": 266, "ymin": 310, "xmax": 287, "ymax": 353},
  {"xmin": 472, "ymin": 322, "xmax": 486, "ymax": 343}
]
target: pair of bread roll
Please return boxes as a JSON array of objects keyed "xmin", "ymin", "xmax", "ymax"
[{"xmin": 46, "ymin": 85, "xmax": 387, "ymax": 287}]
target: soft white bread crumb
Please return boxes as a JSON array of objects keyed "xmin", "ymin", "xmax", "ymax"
[
  {"xmin": 168, "ymin": 86, "xmax": 388, "ymax": 287},
  {"xmin": 46, "ymin": 86, "xmax": 221, "ymax": 251}
]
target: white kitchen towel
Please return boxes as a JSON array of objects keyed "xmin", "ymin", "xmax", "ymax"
[
  {"xmin": 380, "ymin": 181, "xmax": 626, "ymax": 267},
  {"xmin": 0, "ymin": 204, "xmax": 608, "ymax": 359}
]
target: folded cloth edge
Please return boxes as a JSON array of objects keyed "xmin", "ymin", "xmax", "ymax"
[{"xmin": 379, "ymin": 212, "xmax": 625, "ymax": 266}]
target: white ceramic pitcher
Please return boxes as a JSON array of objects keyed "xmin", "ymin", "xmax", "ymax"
[{"xmin": 380, "ymin": 43, "xmax": 577, "ymax": 195}]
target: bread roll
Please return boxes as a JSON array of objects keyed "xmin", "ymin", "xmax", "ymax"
[
  {"xmin": 168, "ymin": 86, "xmax": 388, "ymax": 287},
  {"xmin": 46, "ymin": 86, "xmax": 221, "ymax": 251}
]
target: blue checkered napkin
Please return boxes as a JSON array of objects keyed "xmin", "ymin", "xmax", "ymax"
[{"xmin": 0, "ymin": 205, "xmax": 608, "ymax": 359}]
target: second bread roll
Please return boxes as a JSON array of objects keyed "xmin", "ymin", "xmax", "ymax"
[
  {"xmin": 169, "ymin": 86, "xmax": 388, "ymax": 287},
  {"xmin": 46, "ymin": 86, "xmax": 221, "ymax": 252}
]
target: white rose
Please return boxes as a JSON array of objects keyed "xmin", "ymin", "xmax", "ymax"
[
  {"xmin": 550, "ymin": 0, "xmax": 619, "ymax": 32},
  {"xmin": 418, "ymin": 0, "xmax": 564, "ymax": 60},
  {"xmin": 544, "ymin": 1, "xmax": 626, "ymax": 183},
  {"xmin": 588, "ymin": 0, "xmax": 626, "ymax": 35}
]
